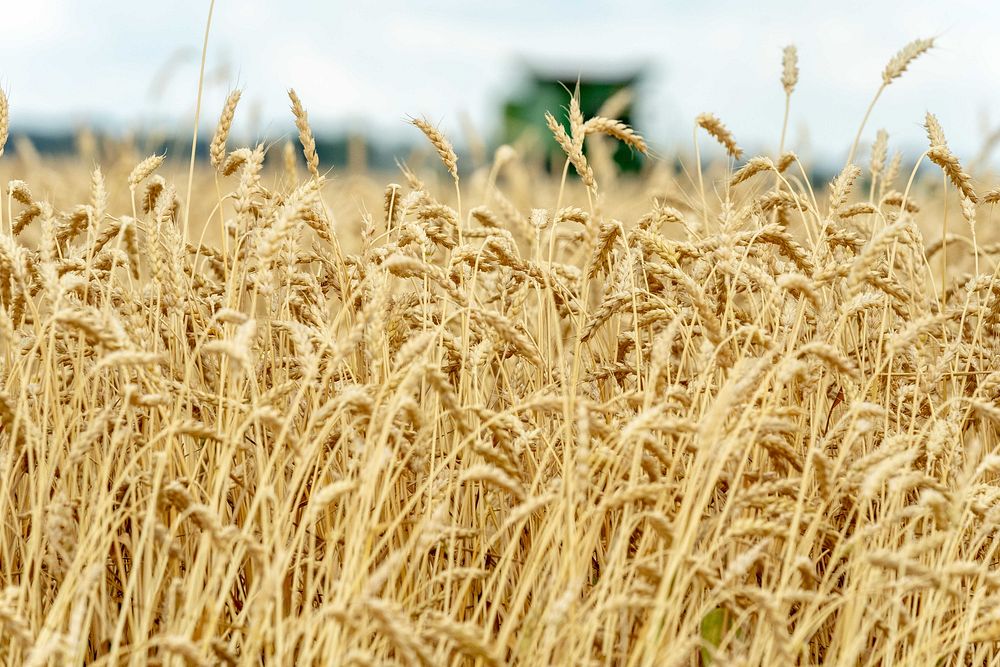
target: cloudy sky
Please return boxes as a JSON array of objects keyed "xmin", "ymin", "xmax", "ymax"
[{"xmin": 2, "ymin": 0, "xmax": 997, "ymax": 163}]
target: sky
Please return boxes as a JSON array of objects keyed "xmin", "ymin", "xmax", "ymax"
[{"xmin": 2, "ymin": 0, "xmax": 999, "ymax": 164}]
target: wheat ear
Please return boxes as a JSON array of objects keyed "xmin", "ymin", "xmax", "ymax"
[
  {"xmin": 288, "ymin": 88, "xmax": 321, "ymax": 180},
  {"xmin": 210, "ymin": 89, "xmax": 242, "ymax": 170}
]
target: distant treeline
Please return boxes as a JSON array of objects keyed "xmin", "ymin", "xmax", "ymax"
[{"xmin": 4, "ymin": 131, "xmax": 416, "ymax": 172}]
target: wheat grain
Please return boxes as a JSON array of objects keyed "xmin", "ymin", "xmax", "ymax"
[
  {"xmin": 871, "ymin": 129, "xmax": 889, "ymax": 181},
  {"xmin": 883, "ymin": 38, "xmax": 934, "ymax": 85},
  {"xmin": 583, "ymin": 116, "xmax": 649, "ymax": 154},
  {"xmin": 0, "ymin": 41, "xmax": 997, "ymax": 667},
  {"xmin": 128, "ymin": 153, "xmax": 165, "ymax": 189},
  {"xmin": 927, "ymin": 143, "xmax": 977, "ymax": 203},
  {"xmin": 411, "ymin": 117, "xmax": 459, "ymax": 182},
  {"xmin": 0, "ymin": 89, "xmax": 8, "ymax": 160},
  {"xmin": 782, "ymin": 45, "xmax": 799, "ymax": 95},
  {"xmin": 288, "ymin": 88, "xmax": 321, "ymax": 180},
  {"xmin": 731, "ymin": 156, "xmax": 776, "ymax": 186},
  {"xmin": 696, "ymin": 113, "xmax": 742, "ymax": 159},
  {"xmin": 546, "ymin": 111, "xmax": 595, "ymax": 188},
  {"xmin": 829, "ymin": 164, "xmax": 862, "ymax": 211},
  {"xmin": 210, "ymin": 89, "xmax": 241, "ymax": 169},
  {"xmin": 8, "ymin": 180, "xmax": 31, "ymax": 205}
]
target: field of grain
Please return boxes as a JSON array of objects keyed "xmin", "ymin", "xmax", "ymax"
[{"xmin": 3, "ymin": 37, "xmax": 1000, "ymax": 665}]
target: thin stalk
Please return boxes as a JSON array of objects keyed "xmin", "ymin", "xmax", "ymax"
[
  {"xmin": 846, "ymin": 84, "xmax": 885, "ymax": 168},
  {"xmin": 183, "ymin": 0, "xmax": 216, "ymax": 243}
]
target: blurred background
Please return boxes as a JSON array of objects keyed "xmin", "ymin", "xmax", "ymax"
[{"xmin": 1, "ymin": 0, "xmax": 997, "ymax": 170}]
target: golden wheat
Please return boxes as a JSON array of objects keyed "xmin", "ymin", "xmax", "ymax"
[{"xmin": 1, "ymin": 34, "xmax": 999, "ymax": 667}]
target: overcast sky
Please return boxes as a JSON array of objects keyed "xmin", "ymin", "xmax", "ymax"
[{"xmin": 2, "ymin": 0, "xmax": 998, "ymax": 163}]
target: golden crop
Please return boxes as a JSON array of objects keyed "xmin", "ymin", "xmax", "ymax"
[{"xmin": 1, "ymin": 35, "xmax": 998, "ymax": 665}]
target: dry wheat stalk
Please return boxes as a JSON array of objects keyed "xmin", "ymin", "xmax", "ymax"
[
  {"xmin": 883, "ymin": 38, "xmax": 935, "ymax": 85},
  {"xmin": 8, "ymin": 180, "xmax": 32, "ymax": 206},
  {"xmin": 925, "ymin": 112, "xmax": 947, "ymax": 148},
  {"xmin": 829, "ymin": 164, "xmax": 862, "ymax": 212},
  {"xmin": 0, "ymin": 88, "xmax": 8, "ymax": 159},
  {"xmin": 288, "ymin": 88, "xmax": 321, "ymax": 179},
  {"xmin": 410, "ymin": 117, "xmax": 459, "ymax": 182},
  {"xmin": 782, "ymin": 45, "xmax": 799, "ymax": 95},
  {"xmin": 91, "ymin": 167, "xmax": 107, "ymax": 224},
  {"xmin": 546, "ymin": 111, "xmax": 595, "ymax": 188},
  {"xmin": 583, "ymin": 116, "xmax": 649, "ymax": 154},
  {"xmin": 696, "ymin": 113, "xmax": 743, "ymax": 159},
  {"xmin": 871, "ymin": 129, "xmax": 889, "ymax": 182},
  {"xmin": 731, "ymin": 157, "xmax": 776, "ymax": 186},
  {"xmin": 210, "ymin": 89, "xmax": 242, "ymax": 169},
  {"xmin": 128, "ymin": 153, "xmax": 165, "ymax": 189},
  {"xmin": 0, "ymin": 43, "xmax": 998, "ymax": 667},
  {"xmin": 937, "ymin": 159, "xmax": 978, "ymax": 206}
]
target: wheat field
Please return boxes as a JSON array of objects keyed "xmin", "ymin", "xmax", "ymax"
[{"xmin": 2, "ymin": 37, "xmax": 1000, "ymax": 665}]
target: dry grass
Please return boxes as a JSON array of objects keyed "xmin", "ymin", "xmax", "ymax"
[{"xmin": 2, "ymin": 37, "xmax": 1000, "ymax": 666}]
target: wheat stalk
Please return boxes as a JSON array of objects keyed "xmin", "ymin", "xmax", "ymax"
[
  {"xmin": 128, "ymin": 154, "xmax": 165, "ymax": 189},
  {"xmin": 288, "ymin": 88, "xmax": 321, "ymax": 180},
  {"xmin": 410, "ymin": 116, "xmax": 459, "ymax": 183},
  {"xmin": 0, "ymin": 39, "xmax": 997, "ymax": 667},
  {"xmin": 210, "ymin": 89, "xmax": 241, "ymax": 169},
  {"xmin": 0, "ymin": 88, "xmax": 8, "ymax": 160},
  {"xmin": 696, "ymin": 113, "xmax": 742, "ymax": 159},
  {"xmin": 883, "ymin": 38, "xmax": 935, "ymax": 85}
]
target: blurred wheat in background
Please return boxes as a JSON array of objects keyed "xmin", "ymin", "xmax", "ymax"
[{"xmin": 3, "ymin": 27, "xmax": 1000, "ymax": 666}]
